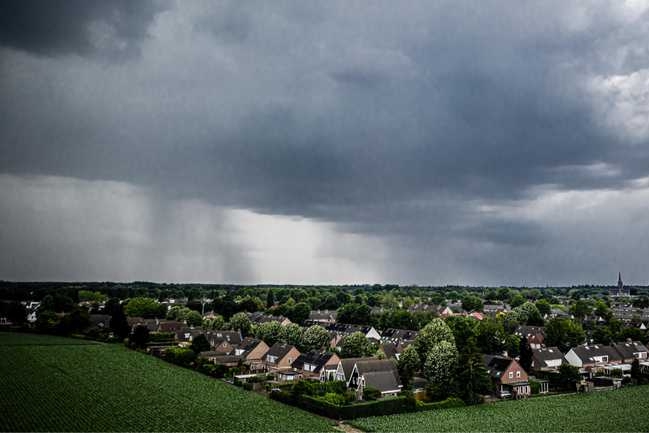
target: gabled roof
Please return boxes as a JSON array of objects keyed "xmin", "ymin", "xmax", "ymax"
[
  {"xmin": 237, "ymin": 337, "xmax": 264, "ymax": 354},
  {"xmin": 353, "ymin": 359, "xmax": 402, "ymax": 392},
  {"xmin": 325, "ymin": 323, "xmax": 374, "ymax": 335},
  {"xmin": 266, "ymin": 342, "xmax": 297, "ymax": 359},
  {"xmin": 362, "ymin": 370, "xmax": 402, "ymax": 393},
  {"xmin": 483, "ymin": 355, "xmax": 515, "ymax": 379},
  {"xmin": 292, "ymin": 351, "xmax": 336, "ymax": 372},
  {"xmin": 570, "ymin": 344, "xmax": 623, "ymax": 363},
  {"xmin": 515, "ymin": 325, "xmax": 545, "ymax": 337},
  {"xmin": 611, "ymin": 341, "xmax": 649, "ymax": 359},
  {"xmin": 532, "ymin": 347, "xmax": 563, "ymax": 366},
  {"xmin": 381, "ymin": 328, "xmax": 418, "ymax": 341},
  {"xmin": 339, "ymin": 357, "xmax": 366, "ymax": 379},
  {"xmin": 308, "ymin": 310, "xmax": 337, "ymax": 321},
  {"xmin": 207, "ymin": 330, "xmax": 243, "ymax": 346},
  {"xmin": 247, "ymin": 312, "xmax": 290, "ymax": 324}
]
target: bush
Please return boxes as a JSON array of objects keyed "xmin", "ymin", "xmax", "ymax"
[
  {"xmin": 243, "ymin": 383, "xmax": 254, "ymax": 391},
  {"xmin": 320, "ymin": 392, "xmax": 347, "ymax": 406},
  {"xmin": 363, "ymin": 386, "xmax": 381, "ymax": 401},
  {"xmin": 416, "ymin": 397, "xmax": 465, "ymax": 411},
  {"xmin": 530, "ymin": 379, "xmax": 541, "ymax": 395}
]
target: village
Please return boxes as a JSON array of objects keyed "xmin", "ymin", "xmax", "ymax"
[{"xmin": 5, "ymin": 275, "xmax": 649, "ymax": 418}]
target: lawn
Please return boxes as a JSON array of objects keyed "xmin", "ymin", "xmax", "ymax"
[
  {"xmin": 352, "ymin": 385, "xmax": 649, "ymax": 432},
  {"xmin": 0, "ymin": 332, "xmax": 335, "ymax": 432}
]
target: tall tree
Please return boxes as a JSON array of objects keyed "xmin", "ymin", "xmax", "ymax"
[
  {"xmin": 413, "ymin": 318, "xmax": 455, "ymax": 365},
  {"xmin": 423, "ymin": 340, "xmax": 458, "ymax": 400},
  {"xmin": 340, "ymin": 332, "xmax": 372, "ymax": 358},
  {"xmin": 301, "ymin": 325, "xmax": 330, "ymax": 352}
]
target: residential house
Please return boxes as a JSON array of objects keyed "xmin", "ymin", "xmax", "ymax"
[
  {"xmin": 247, "ymin": 312, "xmax": 292, "ymax": 326},
  {"xmin": 291, "ymin": 351, "xmax": 340, "ymax": 381},
  {"xmin": 516, "ymin": 326, "xmax": 545, "ymax": 349},
  {"xmin": 611, "ymin": 340, "xmax": 648, "ymax": 363},
  {"xmin": 531, "ymin": 347, "xmax": 564, "ymax": 371},
  {"xmin": 335, "ymin": 357, "xmax": 364, "ymax": 382},
  {"xmin": 407, "ymin": 303, "xmax": 438, "ymax": 314},
  {"xmin": 483, "ymin": 355, "xmax": 531, "ymax": 399},
  {"xmin": 264, "ymin": 342, "xmax": 300, "ymax": 372},
  {"xmin": 564, "ymin": 344, "xmax": 623, "ymax": 371},
  {"xmin": 307, "ymin": 310, "xmax": 337, "ymax": 325},
  {"xmin": 325, "ymin": 323, "xmax": 381, "ymax": 341},
  {"xmin": 346, "ymin": 358, "xmax": 402, "ymax": 399},
  {"xmin": 381, "ymin": 328, "xmax": 419, "ymax": 344},
  {"xmin": 88, "ymin": 314, "xmax": 111, "ymax": 329},
  {"xmin": 483, "ymin": 304, "xmax": 510, "ymax": 316},
  {"xmin": 198, "ymin": 352, "xmax": 242, "ymax": 367},
  {"xmin": 234, "ymin": 337, "xmax": 270, "ymax": 371}
]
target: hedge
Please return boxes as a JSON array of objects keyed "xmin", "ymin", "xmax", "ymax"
[{"xmin": 270, "ymin": 391, "xmax": 464, "ymax": 420}]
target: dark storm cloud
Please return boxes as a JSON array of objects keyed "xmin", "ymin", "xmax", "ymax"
[
  {"xmin": 0, "ymin": 0, "xmax": 164, "ymax": 57},
  {"xmin": 1, "ymin": 1, "xmax": 649, "ymax": 284}
]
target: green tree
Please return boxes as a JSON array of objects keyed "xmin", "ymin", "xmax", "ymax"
[
  {"xmin": 124, "ymin": 297, "xmax": 163, "ymax": 318},
  {"xmin": 266, "ymin": 290, "xmax": 276, "ymax": 308},
  {"xmin": 282, "ymin": 323, "xmax": 304, "ymax": 346},
  {"xmin": 509, "ymin": 292, "xmax": 526, "ymax": 308},
  {"xmin": 109, "ymin": 305, "xmax": 130, "ymax": 339},
  {"xmin": 476, "ymin": 317, "xmax": 507, "ymax": 354},
  {"xmin": 535, "ymin": 299, "xmax": 551, "ymax": 317},
  {"xmin": 337, "ymin": 303, "xmax": 372, "ymax": 325},
  {"xmin": 461, "ymin": 295, "xmax": 483, "ymax": 312},
  {"xmin": 255, "ymin": 321, "xmax": 284, "ymax": 346},
  {"xmin": 301, "ymin": 325, "xmax": 331, "ymax": 352},
  {"xmin": 185, "ymin": 310, "xmax": 203, "ymax": 327},
  {"xmin": 570, "ymin": 299, "xmax": 592, "ymax": 320},
  {"xmin": 423, "ymin": 340, "xmax": 459, "ymax": 400},
  {"xmin": 340, "ymin": 332, "xmax": 372, "ymax": 358},
  {"xmin": 229, "ymin": 312, "xmax": 252, "ymax": 335},
  {"xmin": 190, "ymin": 334, "xmax": 211, "ymax": 353},
  {"xmin": 78, "ymin": 290, "xmax": 108, "ymax": 303},
  {"xmin": 545, "ymin": 318, "xmax": 586, "ymax": 352},
  {"xmin": 413, "ymin": 318, "xmax": 455, "ymax": 365},
  {"xmin": 397, "ymin": 344, "xmax": 420, "ymax": 388},
  {"xmin": 455, "ymin": 348, "xmax": 491, "ymax": 404},
  {"xmin": 203, "ymin": 315, "xmax": 225, "ymax": 330},
  {"xmin": 287, "ymin": 302, "xmax": 311, "ymax": 325},
  {"xmin": 129, "ymin": 324, "xmax": 150, "ymax": 348}
]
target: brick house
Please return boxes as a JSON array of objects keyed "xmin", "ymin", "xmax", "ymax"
[
  {"xmin": 264, "ymin": 342, "xmax": 300, "ymax": 372},
  {"xmin": 483, "ymin": 355, "xmax": 531, "ymax": 399}
]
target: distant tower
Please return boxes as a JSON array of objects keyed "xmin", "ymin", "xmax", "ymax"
[{"xmin": 617, "ymin": 272, "xmax": 623, "ymax": 295}]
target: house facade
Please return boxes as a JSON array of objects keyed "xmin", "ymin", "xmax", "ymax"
[{"xmin": 484, "ymin": 355, "xmax": 531, "ymax": 399}]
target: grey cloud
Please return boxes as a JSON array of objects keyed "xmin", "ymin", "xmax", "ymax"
[
  {"xmin": 1, "ymin": 1, "xmax": 649, "ymax": 284},
  {"xmin": 0, "ymin": 0, "xmax": 165, "ymax": 58}
]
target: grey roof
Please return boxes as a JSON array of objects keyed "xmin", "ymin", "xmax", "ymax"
[
  {"xmin": 266, "ymin": 342, "xmax": 297, "ymax": 359},
  {"xmin": 483, "ymin": 355, "xmax": 515, "ymax": 379},
  {"xmin": 381, "ymin": 328, "xmax": 419, "ymax": 342},
  {"xmin": 207, "ymin": 330, "xmax": 243, "ymax": 346},
  {"xmin": 611, "ymin": 341, "xmax": 649, "ymax": 359},
  {"xmin": 237, "ymin": 337, "xmax": 264, "ymax": 354},
  {"xmin": 532, "ymin": 347, "xmax": 563, "ymax": 367},
  {"xmin": 247, "ymin": 312, "xmax": 289, "ymax": 324},
  {"xmin": 340, "ymin": 357, "xmax": 366, "ymax": 379},
  {"xmin": 571, "ymin": 344, "xmax": 623, "ymax": 363},
  {"xmin": 325, "ymin": 323, "xmax": 374, "ymax": 335},
  {"xmin": 516, "ymin": 325, "xmax": 545, "ymax": 337},
  {"xmin": 355, "ymin": 359, "xmax": 399, "ymax": 375},
  {"xmin": 362, "ymin": 370, "xmax": 402, "ymax": 393},
  {"xmin": 292, "ymin": 351, "xmax": 336, "ymax": 372},
  {"xmin": 308, "ymin": 310, "xmax": 337, "ymax": 321}
]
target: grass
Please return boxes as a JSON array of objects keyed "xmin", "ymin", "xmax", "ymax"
[
  {"xmin": 0, "ymin": 332, "xmax": 335, "ymax": 432},
  {"xmin": 352, "ymin": 385, "xmax": 649, "ymax": 432}
]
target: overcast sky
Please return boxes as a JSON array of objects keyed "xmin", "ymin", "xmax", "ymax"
[{"xmin": 1, "ymin": 1, "xmax": 649, "ymax": 285}]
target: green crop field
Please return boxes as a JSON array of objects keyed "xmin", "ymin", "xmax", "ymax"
[
  {"xmin": 353, "ymin": 385, "xmax": 649, "ymax": 432},
  {"xmin": 0, "ymin": 332, "xmax": 335, "ymax": 432}
]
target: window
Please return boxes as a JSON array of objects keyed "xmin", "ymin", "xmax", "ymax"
[
  {"xmin": 508, "ymin": 372, "xmax": 513, "ymax": 379},
  {"xmin": 516, "ymin": 371, "xmax": 521, "ymax": 378}
]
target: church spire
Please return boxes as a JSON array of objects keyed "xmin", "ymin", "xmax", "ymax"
[{"xmin": 618, "ymin": 272, "xmax": 624, "ymax": 295}]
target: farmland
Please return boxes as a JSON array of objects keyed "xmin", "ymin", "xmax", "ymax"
[
  {"xmin": 0, "ymin": 333, "xmax": 335, "ymax": 432},
  {"xmin": 353, "ymin": 385, "xmax": 649, "ymax": 432}
]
